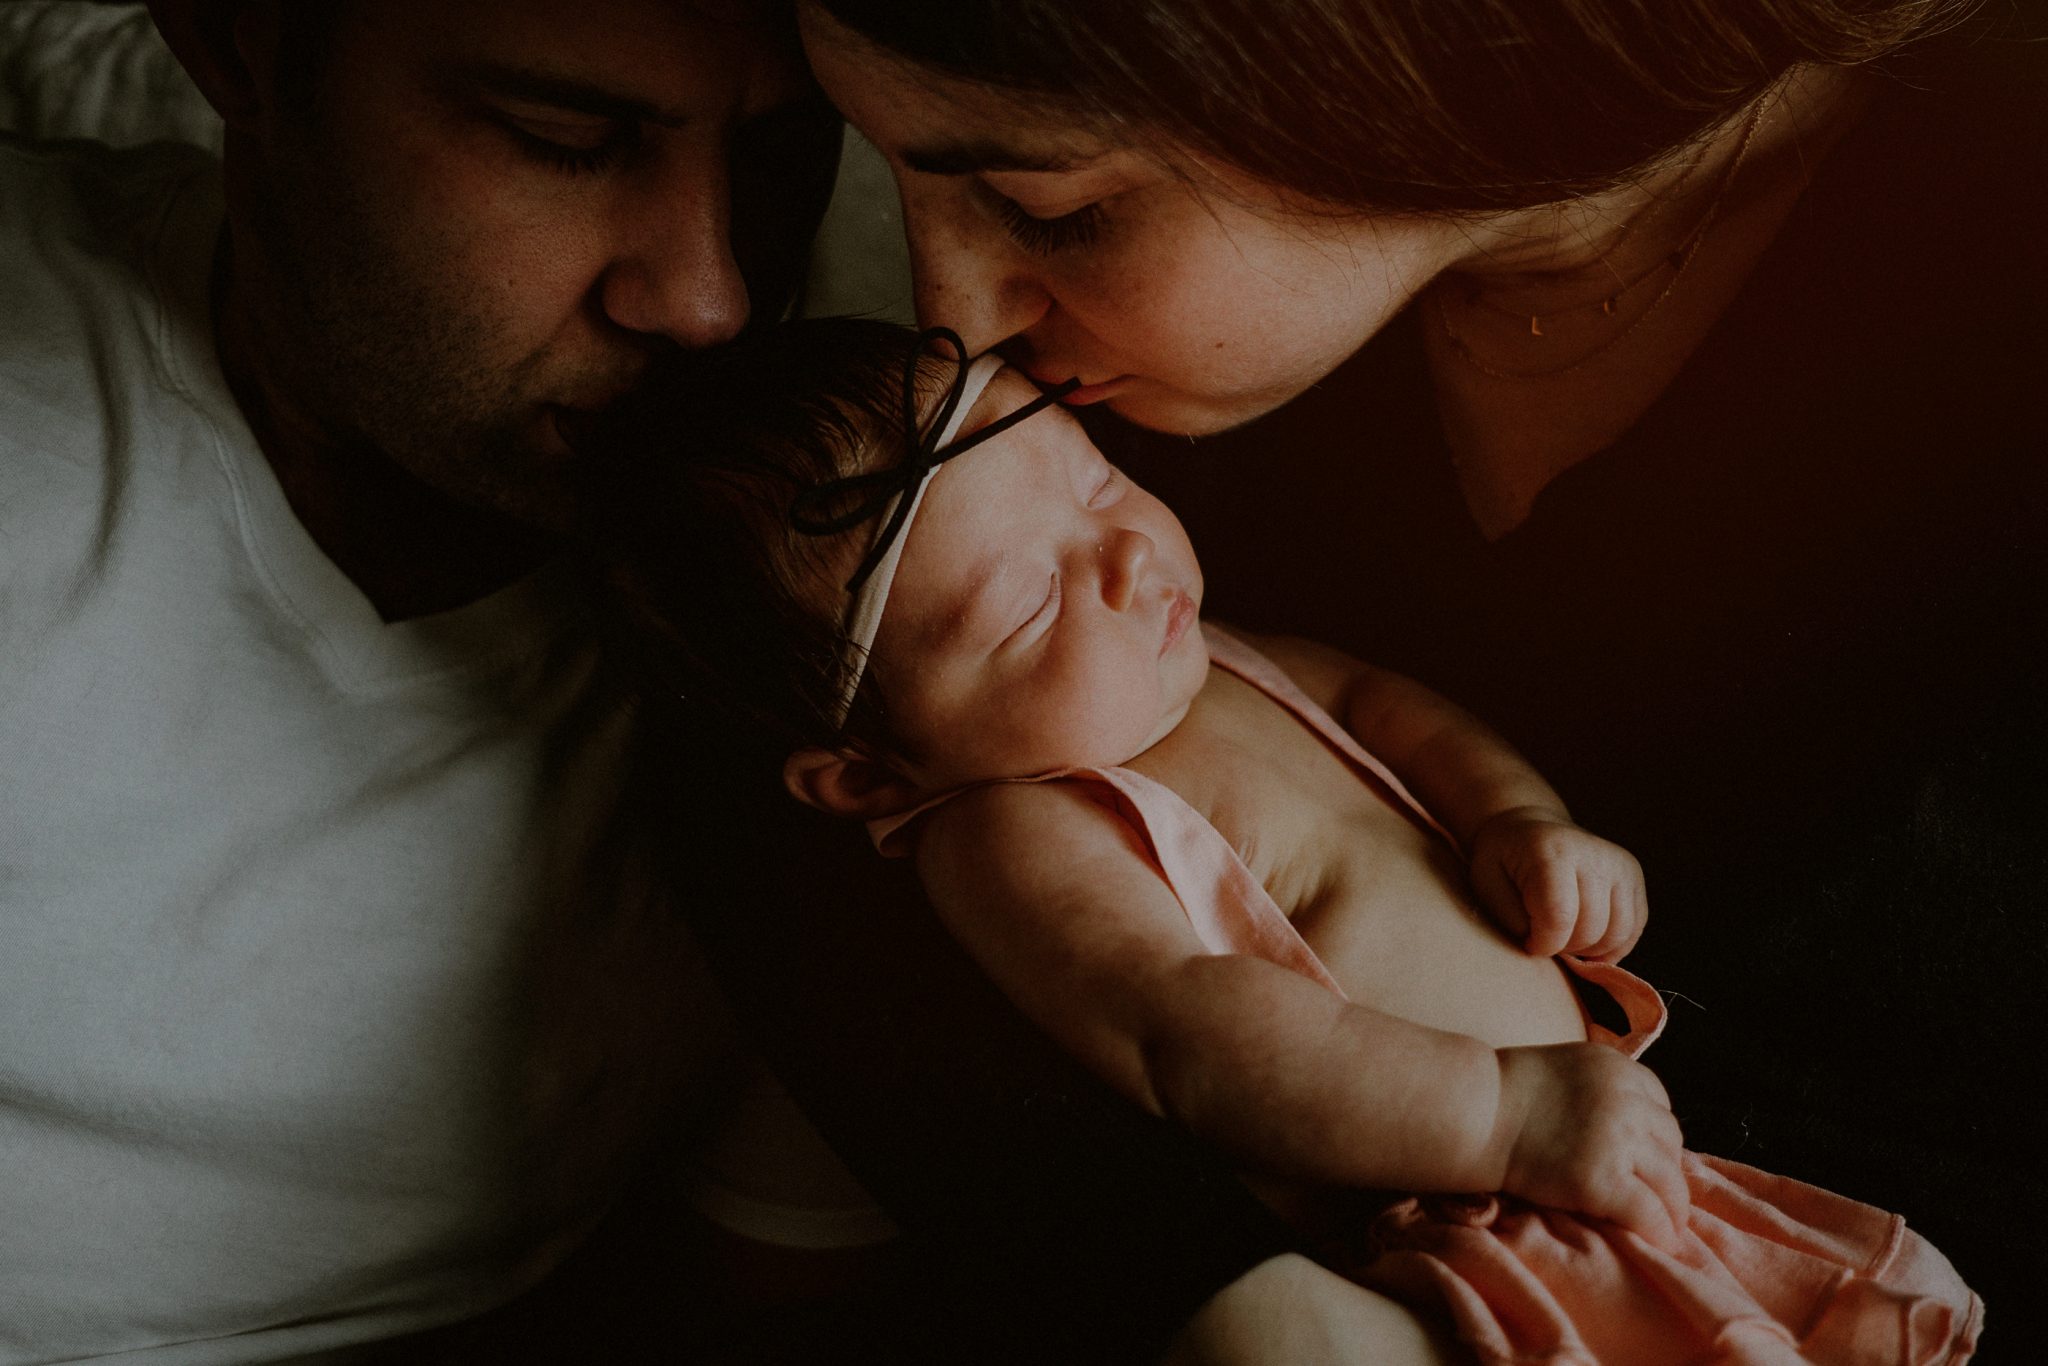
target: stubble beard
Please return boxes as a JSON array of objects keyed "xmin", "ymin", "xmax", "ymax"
[{"xmin": 247, "ymin": 136, "xmax": 612, "ymax": 535}]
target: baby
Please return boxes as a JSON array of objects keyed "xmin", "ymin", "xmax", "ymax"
[{"xmin": 594, "ymin": 320, "xmax": 1980, "ymax": 1363}]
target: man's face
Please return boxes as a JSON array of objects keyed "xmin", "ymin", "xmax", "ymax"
[{"xmin": 236, "ymin": 0, "xmax": 839, "ymax": 527}]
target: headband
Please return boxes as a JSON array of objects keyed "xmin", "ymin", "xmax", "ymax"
[{"xmin": 790, "ymin": 327, "xmax": 1079, "ymax": 724}]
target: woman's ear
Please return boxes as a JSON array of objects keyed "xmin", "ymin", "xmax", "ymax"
[
  {"xmin": 782, "ymin": 747, "xmax": 925, "ymax": 821},
  {"xmin": 146, "ymin": 0, "xmax": 283, "ymax": 128}
]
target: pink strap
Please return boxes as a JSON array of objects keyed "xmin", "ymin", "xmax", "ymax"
[
  {"xmin": 869, "ymin": 764, "xmax": 1344, "ymax": 996},
  {"xmin": 1202, "ymin": 626, "xmax": 1453, "ymax": 845},
  {"xmin": 1559, "ymin": 956, "xmax": 1667, "ymax": 1057}
]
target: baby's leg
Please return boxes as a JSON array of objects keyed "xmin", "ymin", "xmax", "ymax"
[{"xmin": 1163, "ymin": 1253, "xmax": 1469, "ymax": 1366}]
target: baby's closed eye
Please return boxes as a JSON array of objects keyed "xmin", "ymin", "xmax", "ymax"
[
  {"xmin": 1089, "ymin": 465, "xmax": 1125, "ymax": 508},
  {"xmin": 1005, "ymin": 572, "xmax": 1062, "ymax": 647}
]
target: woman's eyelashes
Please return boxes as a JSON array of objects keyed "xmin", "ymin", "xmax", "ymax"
[{"xmin": 991, "ymin": 193, "xmax": 1104, "ymax": 256}]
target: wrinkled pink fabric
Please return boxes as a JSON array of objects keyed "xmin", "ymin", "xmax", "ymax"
[
  {"xmin": 872, "ymin": 625, "xmax": 1983, "ymax": 1362},
  {"xmin": 1360, "ymin": 1153, "xmax": 1979, "ymax": 1365}
]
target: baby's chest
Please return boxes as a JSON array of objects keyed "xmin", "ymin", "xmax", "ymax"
[
  {"xmin": 1132, "ymin": 685, "xmax": 1584, "ymax": 1046},
  {"xmin": 1132, "ymin": 690, "xmax": 1453, "ymax": 926}
]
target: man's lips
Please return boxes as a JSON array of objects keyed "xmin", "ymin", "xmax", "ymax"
[
  {"xmin": 540, "ymin": 400, "xmax": 623, "ymax": 454},
  {"xmin": 538, "ymin": 406, "xmax": 580, "ymax": 458}
]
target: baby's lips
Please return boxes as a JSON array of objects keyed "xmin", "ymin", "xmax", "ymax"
[{"xmin": 1161, "ymin": 589, "xmax": 1196, "ymax": 654}]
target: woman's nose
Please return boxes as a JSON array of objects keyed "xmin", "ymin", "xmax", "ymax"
[
  {"xmin": 1099, "ymin": 527, "xmax": 1155, "ymax": 611},
  {"xmin": 902, "ymin": 187, "xmax": 1052, "ymax": 356},
  {"xmin": 599, "ymin": 181, "xmax": 751, "ymax": 349}
]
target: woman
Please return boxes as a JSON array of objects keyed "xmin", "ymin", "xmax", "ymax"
[{"xmin": 794, "ymin": 0, "xmax": 2046, "ymax": 1341}]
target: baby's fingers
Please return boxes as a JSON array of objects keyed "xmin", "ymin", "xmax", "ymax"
[
  {"xmin": 1610, "ymin": 1166, "xmax": 1688, "ymax": 1253},
  {"xmin": 1582, "ymin": 874, "xmax": 1646, "ymax": 961},
  {"xmin": 1637, "ymin": 1124, "xmax": 1691, "ymax": 1247},
  {"xmin": 1557, "ymin": 866, "xmax": 1614, "ymax": 956},
  {"xmin": 1516, "ymin": 862, "xmax": 1581, "ymax": 958},
  {"xmin": 1623, "ymin": 1087, "xmax": 1690, "ymax": 1249}
]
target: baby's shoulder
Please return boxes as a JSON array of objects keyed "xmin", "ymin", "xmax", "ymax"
[
  {"xmin": 911, "ymin": 776, "xmax": 1190, "ymax": 931},
  {"xmin": 915, "ymin": 776, "xmax": 1146, "ymax": 877}
]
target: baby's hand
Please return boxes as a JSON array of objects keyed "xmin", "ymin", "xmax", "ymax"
[
  {"xmin": 1493, "ymin": 1042, "xmax": 1689, "ymax": 1249},
  {"xmin": 1466, "ymin": 809, "xmax": 1646, "ymax": 960}
]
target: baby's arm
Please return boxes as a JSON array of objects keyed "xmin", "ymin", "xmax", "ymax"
[
  {"xmin": 914, "ymin": 781, "xmax": 1686, "ymax": 1242},
  {"xmin": 1241, "ymin": 630, "xmax": 1645, "ymax": 961}
]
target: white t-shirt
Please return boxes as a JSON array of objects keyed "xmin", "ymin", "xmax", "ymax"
[{"xmin": 0, "ymin": 134, "xmax": 739, "ymax": 1363}]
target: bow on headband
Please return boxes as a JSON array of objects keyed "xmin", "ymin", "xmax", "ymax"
[
  {"xmin": 790, "ymin": 327, "xmax": 1080, "ymax": 595},
  {"xmin": 789, "ymin": 327, "xmax": 1081, "ymax": 723}
]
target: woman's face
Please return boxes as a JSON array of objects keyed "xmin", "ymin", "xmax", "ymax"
[{"xmin": 800, "ymin": 6, "xmax": 1482, "ymax": 435}]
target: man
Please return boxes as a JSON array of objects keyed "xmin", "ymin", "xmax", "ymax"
[
  {"xmin": 1, "ymin": 1, "xmax": 837, "ymax": 1357},
  {"xmin": 0, "ymin": 3, "xmax": 1433, "ymax": 1360}
]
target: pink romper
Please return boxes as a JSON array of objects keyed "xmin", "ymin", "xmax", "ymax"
[{"xmin": 873, "ymin": 626, "xmax": 1983, "ymax": 1364}]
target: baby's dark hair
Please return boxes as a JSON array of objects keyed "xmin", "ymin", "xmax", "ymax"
[{"xmin": 584, "ymin": 318, "xmax": 948, "ymax": 767}]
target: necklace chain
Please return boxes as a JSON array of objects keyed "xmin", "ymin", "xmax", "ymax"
[
  {"xmin": 1463, "ymin": 245, "xmax": 1682, "ymax": 333},
  {"xmin": 1435, "ymin": 97, "xmax": 1770, "ymax": 382}
]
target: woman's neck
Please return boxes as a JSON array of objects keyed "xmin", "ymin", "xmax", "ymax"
[
  {"xmin": 1420, "ymin": 64, "xmax": 1873, "ymax": 541},
  {"xmin": 1445, "ymin": 64, "xmax": 1864, "ymax": 320}
]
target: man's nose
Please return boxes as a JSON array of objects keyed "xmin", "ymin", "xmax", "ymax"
[
  {"xmin": 903, "ymin": 186, "xmax": 1051, "ymax": 357},
  {"xmin": 599, "ymin": 185, "xmax": 750, "ymax": 349},
  {"xmin": 1099, "ymin": 528, "xmax": 1155, "ymax": 611}
]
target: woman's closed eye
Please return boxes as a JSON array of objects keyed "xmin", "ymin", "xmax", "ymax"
[
  {"xmin": 991, "ymin": 194, "xmax": 1104, "ymax": 256},
  {"xmin": 1088, "ymin": 465, "xmax": 1125, "ymax": 508}
]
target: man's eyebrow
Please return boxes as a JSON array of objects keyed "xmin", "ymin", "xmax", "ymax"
[
  {"xmin": 902, "ymin": 140, "xmax": 1090, "ymax": 176},
  {"xmin": 450, "ymin": 62, "xmax": 691, "ymax": 128}
]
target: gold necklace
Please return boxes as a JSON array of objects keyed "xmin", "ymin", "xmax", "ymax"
[
  {"xmin": 1435, "ymin": 98, "xmax": 1769, "ymax": 382},
  {"xmin": 1463, "ymin": 247, "xmax": 1680, "ymax": 334}
]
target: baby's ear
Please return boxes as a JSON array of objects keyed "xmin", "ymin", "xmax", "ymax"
[{"xmin": 782, "ymin": 746, "xmax": 925, "ymax": 820}]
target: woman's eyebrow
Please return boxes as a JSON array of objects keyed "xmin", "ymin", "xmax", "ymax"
[
  {"xmin": 903, "ymin": 139, "xmax": 1092, "ymax": 176},
  {"xmin": 447, "ymin": 62, "xmax": 692, "ymax": 128}
]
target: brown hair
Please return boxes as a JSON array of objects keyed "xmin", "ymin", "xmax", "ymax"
[
  {"xmin": 582, "ymin": 318, "xmax": 947, "ymax": 768},
  {"xmin": 815, "ymin": 0, "xmax": 1975, "ymax": 212}
]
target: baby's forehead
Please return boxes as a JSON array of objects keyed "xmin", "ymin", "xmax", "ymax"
[
  {"xmin": 935, "ymin": 363, "xmax": 1054, "ymax": 448},
  {"xmin": 846, "ymin": 360, "xmax": 1041, "ymax": 477}
]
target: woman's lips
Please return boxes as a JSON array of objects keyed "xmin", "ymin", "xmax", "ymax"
[
  {"xmin": 1161, "ymin": 590, "xmax": 1196, "ymax": 655},
  {"xmin": 1033, "ymin": 372, "xmax": 1130, "ymax": 406}
]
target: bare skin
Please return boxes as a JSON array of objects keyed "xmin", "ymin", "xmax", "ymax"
[
  {"xmin": 791, "ymin": 372, "xmax": 1678, "ymax": 1253},
  {"xmin": 1130, "ymin": 655, "xmax": 1589, "ymax": 1053},
  {"xmin": 908, "ymin": 635, "xmax": 1678, "ymax": 1231},
  {"xmin": 1163, "ymin": 1253, "xmax": 1466, "ymax": 1366}
]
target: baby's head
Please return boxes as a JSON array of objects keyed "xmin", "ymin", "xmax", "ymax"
[{"xmin": 593, "ymin": 319, "xmax": 1207, "ymax": 818}]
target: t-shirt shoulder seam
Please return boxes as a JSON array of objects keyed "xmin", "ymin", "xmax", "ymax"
[
  {"xmin": 134, "ymin": 170, "xmax": 573, "ymax": 695},
  {"xmin": 132, "ymin": 166, "xmax": 363, "ymax": 676}
]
